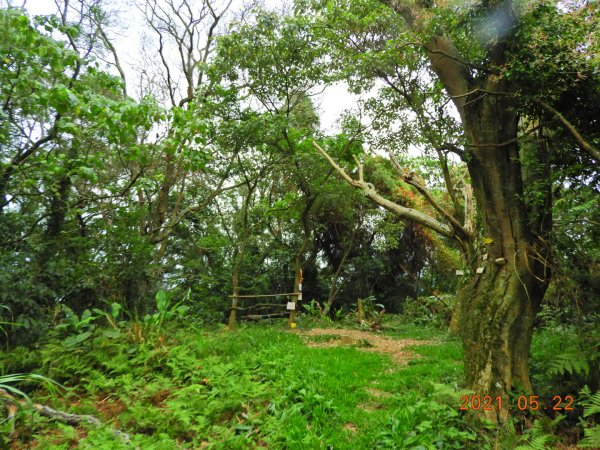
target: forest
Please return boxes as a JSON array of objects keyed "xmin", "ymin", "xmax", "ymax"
[{"xmin": 0, "ymin": 0, "xmax": 599, "ymax": 448}]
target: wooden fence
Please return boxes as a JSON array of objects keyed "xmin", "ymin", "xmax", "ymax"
[
  {"xmin": 228, "ymin": 270, "xmax": 304, "ymax": 328},
  {"xmin": 228, "ymin": 292, "xmax": 302, "ymax": 327}
]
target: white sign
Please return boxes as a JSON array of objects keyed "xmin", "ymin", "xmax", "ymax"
[
  {"xmin": 455, "ymin": 270, "xmax": 465, "ymax": 276},
  {"xmin": 286, "ymin": 302, "xmax": 296, "ymax": 310},
  {"xmin": 298, "ymin": 293, "xmax": 302, "ymax": 300},
  {"xmin": 476, "ymin": 267, "xmax": 485, "ymax": 274}
]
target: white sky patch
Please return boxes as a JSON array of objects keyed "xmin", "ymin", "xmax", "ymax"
[
  {"xmin": 19, "ymin": 0, "xmax": 356, "ymax": 133},
  {"xmin": 314, "ymin": 82, "xmax": 359, "ymax": 133}
]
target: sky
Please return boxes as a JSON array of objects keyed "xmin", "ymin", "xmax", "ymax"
[{"xmin": 18, "ymin": 0, "xmax": 359, "ymax": 133}]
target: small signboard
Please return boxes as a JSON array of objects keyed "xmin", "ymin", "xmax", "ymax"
[
  {"xmin": 476, "ymin": 267, "xmax": 485, "ymax": 274},
  {"xmin": 286, "ymin": 302, "xmax": 296, "ymax": 310},
  {"xmin": 298, "ymin": 293, "xmax": 302, "ymax": 300},
  {"xmin": 455, "ymin": 270, "xmax": 465, "ymax": 276}
]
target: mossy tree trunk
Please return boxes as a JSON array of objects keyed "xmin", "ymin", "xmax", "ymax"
[{"xmin": 456, "ymin": 91, "xmax": 550, "ymax": 422}]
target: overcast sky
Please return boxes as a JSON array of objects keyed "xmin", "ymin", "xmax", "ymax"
[{"xmin": 18, "ymin": 0, "xmax": 358, "ymax": 133}]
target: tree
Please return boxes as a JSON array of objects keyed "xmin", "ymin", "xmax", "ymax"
[
  {"xmin": 307, "ymin": 0, "xmax": 600, "ymax": 422},
  {"xmin": 0, "ymin": 4, "xmax": 165, "ymax": 341},
  {"xmin": 211, "ymin": 9, "xmax": 332, "ymax": 322}
]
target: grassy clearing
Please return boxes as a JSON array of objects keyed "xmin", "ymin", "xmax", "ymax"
[
  {"xmin": 2, "ymin": 319, "xmax": 474, "ymax": 449},
  {"xmin": 3, "ymin": 317, "xmax": 595, "ymax": 449}
]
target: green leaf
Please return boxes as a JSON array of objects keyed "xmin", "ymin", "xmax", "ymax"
[
  {"xmin": 79, "ymin": 167, "xmax": 97, "ymax": 183},
  {"xmin": 111, "ymin": 302, "xmax": 122, "ymax": 319},
  {"xmin": 64, "ymin": 331, "xmax": 92, "ymax": 347},
  {"xmin": 102, "ymin": 329, "xmax": 121, "ymax": 339},
  {"xmin": 155, "ymin": 290, "xmax": 169, "ymax": 314}
]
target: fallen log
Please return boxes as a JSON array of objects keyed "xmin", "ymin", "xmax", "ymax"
[{"xmin": 1, "ymin": 388, "xmax": 132, "ymax": 444}]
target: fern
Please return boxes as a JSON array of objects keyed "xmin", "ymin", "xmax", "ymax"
[
  {"xmin": 514, "ymin": 434, "xmax": 552, "ymax": 450},
  {"xmin": 513, "ymin": 415, "xmax": 562, "ymax": 450},
  {"xmin": 549, "ymin": 349, "xmax": 590, "ymax": 377},
  {"xmin": 579, "ymin": 387, "xmax": 600, "ymax": 448},
  {"xmin": 581, "ymin": 425, "xmax": 600, "ymax": 448},
  {"xmin": 582, "ymin": 390, "xmax": 600, "ymax": 418}
]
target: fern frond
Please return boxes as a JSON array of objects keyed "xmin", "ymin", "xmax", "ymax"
[
  {"xmin": 581, "ymin": 424, "xmax": 600, "ymax": 449},
  {"xmin": 514, "ymin": 434, "xmax": 551, "ymax": 450},
  {"xmin": 549, "ymin": 349, "xmax": 590, "ymax": 377},
  {"xmin": 583, "ymin": 391, "xmax": 600, "ymax": 418}
]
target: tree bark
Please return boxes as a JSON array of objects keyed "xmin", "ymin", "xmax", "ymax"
[
  {"xmin": 322, "ymin": 242, "xmax": 352, "ymax": 317},
  {"xmin": 227, "ymin": 181, "xmax": 256, "ymax": 328},
  {"xmin": 356, "ymin": 298, "xmax": 366, "ymax": 322},
  {"xmin": 459, "ymin": 259, "xmax": 544, "ymax": 422},
  {"xmin": 457, "ymin": 92, "xmax": 550, "ymax": 422},
  {"xmin": 289, "ymin": 197, "xmax": 316, "ymax": 326}
]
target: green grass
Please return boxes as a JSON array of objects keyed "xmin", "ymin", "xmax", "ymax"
[
  {"xmin": 1, "ymin": 319, "xmax": 476, "ymax": 449},
  {"xmin": 3, "ymin": 312, "xmax": 597, "ymax": 449}
]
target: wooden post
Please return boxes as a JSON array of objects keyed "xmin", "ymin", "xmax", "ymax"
[
  {"xmin": 228, "ymin": 270, "xmax": 240, "ymax": 328},
  {"xmin": 357, "ymin": 298, "xmax": 365, "ymax": 322},
  {"xmin": 228, "ymin": 294, "xmax": 238, "ymax": 328},
  {"xmin": 289, "ymin": 269, "xmax": 302, "ymax": 327}
]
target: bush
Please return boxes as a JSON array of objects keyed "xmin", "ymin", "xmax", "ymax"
[{"xmin": 398, "ymin": 295, "xmax": 454, "ymax": 329}]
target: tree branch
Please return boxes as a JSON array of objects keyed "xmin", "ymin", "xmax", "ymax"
[
  {"xmin": 379, "ymin": 1, "xmax": 478, "ymax": 113},
  {"xmin": 1, "ymin": 388, "xmax": 131, "ymax": 444},
  {"xmin": 449, "ymin": 88, "xmax": 600, "ymax": 163},
  {"xmin": 313, "ymin": 141, "xmax": 455, "ymax": 239},
  {"xmin": 388, "ymin": 152, "xmax": 470, "ymax": 239},
  {"xmin": 95, "ymin": 22, "xmax": 127, "ymax": 97},
  {"xmin": 533, "ymin": 98, "xmax": 600, "ymax": 163},
  {"xmin": 435, "ymin": 148, "xmax": 463, "ymax": 225}
]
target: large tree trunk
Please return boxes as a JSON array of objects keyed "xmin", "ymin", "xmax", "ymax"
[
  {"xmin": 459, "ymin": 261, "xmax": 544, "ymax": 422},
  {"xmin": 458, "ymin": 93, "xmax": 550, "ymax": 422}
]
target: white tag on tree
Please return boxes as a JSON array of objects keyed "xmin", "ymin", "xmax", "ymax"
[
  {"xmin": 455, "ymin": 270, "xmax": 464, "ymax": 276},
  {"xmin": 286, "ymin": 302, "xmax": 296, "ymax": 310},
  {"xmin": 476, "ymin": 267, "xmax": 485, "ymax": 274},
  {"xmin": 298, "ymin": 293, "xmax": 302, "ymax": 300}
]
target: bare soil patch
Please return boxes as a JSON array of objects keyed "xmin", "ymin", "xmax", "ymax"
[
  {"xmin": 357, "ymin": 401, "xmax": 386, "ymax": 412},
  {"xmin": 95, "ymin": 395, "xmax": 127, "ymax": 420},
  {"xmin": 343, "ymin": 422, "xmax": 358, "ymax": 433},
  {"xmin": 298, "ymin": 328, "xmax": 433, "ymax": 364},
  {"xmin": 365, "ymin": 387, "xmax": 392, "ymax": 398}
]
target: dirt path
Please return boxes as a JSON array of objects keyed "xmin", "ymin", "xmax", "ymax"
[{"xmin": 298, "ymin": 328, "xmax": 433, "ymax": 364}]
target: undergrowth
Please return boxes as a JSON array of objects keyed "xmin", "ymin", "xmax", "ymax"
[{"xmin": 0, "ymin": 308, "xmax": 598, "ymax": 449}]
